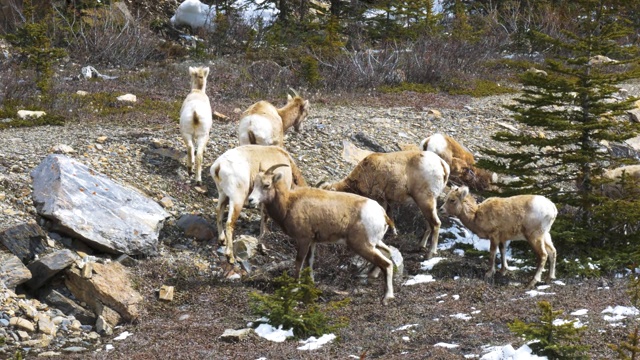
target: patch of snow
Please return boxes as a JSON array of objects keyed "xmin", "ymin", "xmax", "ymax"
[
  {"xmin": 553, "ymin": 318, "xmax": 585, "ymax": 328},
  {"xmin": 403, "ymin": 274, "xmax": 435, "ymax": 286},
  {"xmin": 113, "ymin": 331, "xmax": 133, "ymax": 341},
  {"xmin": 297, "ymin": 333, "xmax": 336, "ymax": 350},
  {"xmin": 536, "ymin": 285, "xmax": 551, "ymax": 290},
  {"xmin": 602, "ymin": 305, "xmax": 639, "ymax": 317},
  {"xmin": 553, "ymin": 280, "xmax": 566, "ymax": 286},
  {"xmin": 402, "ymin": 336, "xmax": 410, "ymax": 341},
  {"xmin": 450, "ymin": 313, "xmax": 472, "ymax": 321},
  {"xmin": 254, "ymin": 323, "xmax": 294, "ymax": 342},
  {"xmin": 480, "ymin": 343, "xmax": 548, "ymax": 360},
  {"xmin": 420, "ymin": 257, "xmax": 444, "ymax": 270},
  {"xmin": 571, "ymin": 309, "xmax": 588, "ymax": 316},
  {"xmin": 105, "ymin": 344, "xmax": 114, "ymax": 351},
  {"xmin": 392, "ymin": 324, "xmax": 419, "ymax": 332},
  {"xmin": 453, "ymin": 295, "xmax": 460, "ymax": 300},
  {"xmin": 435, "ymin": 342, "xmax": 459, "ymax": 348},
  {"xmin": 525, "ymin": 289, "xmax": 556, "ymax": 297},
  {"xmin": 453, "ymin": 248, "xmax": 465, "ymax": 256}
]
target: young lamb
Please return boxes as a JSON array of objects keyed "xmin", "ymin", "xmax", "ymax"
[
  {"xmin": 210, "ymin": 145, "xmax": 306, "ymax": 263},
  {"xmin": 248, "ymin": 164, "xmax": 396, "ymax": 305},
  {"xmin": 238, "ymin": 91, "xmax": 310, "ymax": 147},
  {"xmin": 319, "ymin": 150, "xmax": 450, "ymax": 258},
  {"xmin": 441, "ymin": 186, "xmax": 558, "ymax": 288},
  {"xmin": 180, "ymin": 66, "xmax": 213, "ymax": 185},
  {"xmin": 420, "ymin": 133, "xmax": 498, "ymax": 191}
]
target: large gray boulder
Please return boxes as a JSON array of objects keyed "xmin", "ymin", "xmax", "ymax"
[
  {"xmin": 31, "ymin": 154, "xmax": 170, "ymax": 256},
  {"xmin": 0, "ymin": 252, "xmax": 32, "ymax": 290},
  {"xmin": 0, "ymin": 222, "xmax": 48, "ymax": 263},
  {"xmin": 26, "ymin": 249, "xmax": 79, "ymax": 290}
]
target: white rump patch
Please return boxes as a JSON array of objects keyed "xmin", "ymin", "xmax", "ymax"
[
  {"xmin": 424, "ymin": 133, "xmax": 447, "ymax": 154},
  {"xmin": 360, "ymin": 200, "xmax": 387, "ymax": 245}
]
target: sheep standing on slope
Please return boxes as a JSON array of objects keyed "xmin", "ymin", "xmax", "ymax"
[
  {"xmin": 319, "ymin": 151, "xmax": 450, "ymax": 259},
  {"xmin": 210, "ymin": 145, "xmax": 307, "ymax": 263},
  {"xmin": 180, "ymin": 66, "xmax": 213, "ymax": 185},
  {"xmin": 420, "ymin": 133, "xmax": 497, "ymax": 191},
  {"xmin": 248, "ymin": 164, "xmax": 396, "ymax": 305},
  {"xmin": 441, "ymin": 186, "xmax": 558, "ymax": 288},
  {"xmin": 600, "ymin": 164, "xmax": 640, "ymax": 198},
  {"xmin": 238, "ymin": 91, "xmax": 310, "ymax": 146}
]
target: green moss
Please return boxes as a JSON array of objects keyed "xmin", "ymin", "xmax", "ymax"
[{"xmin": 446, "ymin": 79, "xmax": 518, "ymax": 97}]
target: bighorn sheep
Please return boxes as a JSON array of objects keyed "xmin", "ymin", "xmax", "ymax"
[
  {"xmin": 319, "ymin": 150, "xmax": 450, "ymax": 258},
  {"xmin": 420, "ymin": 133, "xmax": 498, "ymax": 191},
  {"xmin": 210, "ymin": 145, "xmax": 307, "ymax": 263},
  {"xmin": 238, "ymin": 91, "xmax": 310, "ymax": 146},
  {"xmin": 180, "ymin": 66, "xmax": 213, "ymax": 185},
  {"xmin": 248, "ymin": 164, "xmax": 396, "ymax": 305},
  {"xmin": 600, "ymin": 164, "xmax": 640, "ymax": 198},
  {"xmin": 441, "ymin": 186, "xmax": 557, "ymax": 288}
]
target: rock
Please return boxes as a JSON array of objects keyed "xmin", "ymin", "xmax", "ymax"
[
  {"xmin": 213, "ymin": 111, "xmax": 229, "ymax": 121},
  {"xmin": 176, "ymin": 214, "xmax": 215, "ymax": 242},
  {"xmin": 353, "ymin": 132, "xmax": 388, "ymax": 153},
  {"xmin": 38, "ymin": 317, "xmax": 57, "ymax": 336},
  {"xmin": 49, "ymin": 144, "xmax": 75, "ymax": 154},
  {"xmin": 233, "ymin": 235, "xmax": 259, "ymax": 261},
  {"xmin": 342, "ymin": 139, "xmax": 373, "ymax": 165},
  {"xmin": 65, "ymin": 261, "xmax": 142, "ymax": 323},
  {"xmin": 589, "ymin": 55, "xmax": 617, "ymax": 65},
  {"xmin": 117, "ymin": 94, "xmax": 137, "ymax": 103},
  {"xmin": 96, "ymin": 136, "xmax": 108, "ymax": 143},
  {"xmin": 0, "ymin": 252, "xmax": 32, "ymax": 290},
  {"xmin": 96, "ymin": 303, "xmax": 122, "ymax": 327},
  {"xmin": 219, "ymin": 328, "xmax": 252, "ymax": 343},
  {"xmin": 38, "ymin": 289, "xmax": 96, "ymax": 325},
  {"xmin": 426, "ymin": 109, "xmax": 442, "ymax": 118},
  {"xmin": 159, "ymin": 196, "xmax": 174, "ymax": 209},
  {"xmin": 17, "ymin": 110, "xmax": 46, "ymax": 119},
  {"xmin": 158, "ymin": 285, "xmax": 174, "ymax": 301},
  {"xmin": 497, "ymin": 122, "xmax": 518, "ymax": 132},
  {"xmin": 10, "ymin": 317, "xmax": 35, "ymax": 332},
  {"xmin": 378, "ymin": 245, "xmax": 404, "ymax": 281},
  {"xmin": 626, "ymin": 135, "xmax": 640, "ymax": 152},
  {"xmin": 31, "ymin": 154, "xmax": 170, "ymax": 256},
  {"xmin": 95, "ymin": 315, "xmax": 113, "ymax": 335},
  {"xmin": 26, "ymin": 249, "xmax": 79, "ymax": 290},
  {"xmin": 628, "ymin": 109, "xmax": 640, "ymax": 123},
  {"xmin": 76, "ymin": 90, "xmax": 88, "ymax": 96},
  {"xmin": 81, "ymin": 262, "xmax": 93, "ymax": 279},
  {"xmin": 115, "ymin": 254, "xmax": 137, "ymax": 267},
  {"xmin": 0, "ymin": 221, "xmax": 48, "ymax": 263}
]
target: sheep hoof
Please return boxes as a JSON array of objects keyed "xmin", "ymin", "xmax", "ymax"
[
  {"xmin": 195, "ymin": 180, "xmax": 202, "ymax": 186},
  {"xmin": 382, "ymin": 295, "xmax": 395, "ymax": 305}
]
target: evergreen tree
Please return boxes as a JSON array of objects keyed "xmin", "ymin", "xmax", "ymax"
[{"xmin": 479, "ymin": 0, "xmax": 640, "ymax": 257}]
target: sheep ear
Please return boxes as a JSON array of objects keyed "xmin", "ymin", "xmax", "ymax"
[
  {"xmin": 459, "ymin": 186, "xmax": 470, "ymax": 198},
  {"xmin": 189, "ymin": 67, "xmax": 196, "ymax": 74},
  {"xmin": 303, "ymin": 100, "xmax": 309, "ymax": 109},
  {"xmin": 203, "ymin": 67, "xmax": 210, "ymax": 77},
  {"xmin": 273, "ymin": 172, "xmax": 284, "ymax": 183}
]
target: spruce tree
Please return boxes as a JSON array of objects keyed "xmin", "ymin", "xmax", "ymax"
[{"xmin": 479, "ymin": 0, "xmax": 640, "ymax": 258}]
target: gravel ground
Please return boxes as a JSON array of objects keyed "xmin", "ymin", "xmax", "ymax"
[{"xmin": 1, "ymin": 72, "xmax": 639, "ymax": 358}]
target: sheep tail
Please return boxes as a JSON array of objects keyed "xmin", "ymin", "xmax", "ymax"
[
  {"xmin": 193, "ymin": 111, "xmax": 200, "ymax": 126},
  {"xmin": 248, "ymin": 130, "xmax": 256, "ymax": 144},
  {"xmin": 384, "ymin": 213, "xmax": 397, "ymax": 236}
]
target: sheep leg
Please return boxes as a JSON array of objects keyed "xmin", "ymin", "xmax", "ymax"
[
  {"xmin": 359, "ymin": 245, "xmax": 394, "ymax": 305},
  {"xmin": 498, "ymin": 242, "xmax": 509, "ymax": 275},
  {"xmin": 544, "ymin": 233, "xmax": 557, "ymax": 281},
  {"xmin": 294, "ymin": 241, "xmax": 312, "ymax": 280},
  {"xmin": 416, "ymin": 196, "xmax": 441, "ymax": 259},
  {"xmin": 194, "ymin": 135, "xmax": 208, "ymax": 185},
  {"xmin": 527, "ymin": 236, "xmax": 548, "ymax": 289},
  {"xmin": 259, "ymin": 205, "xmax": 270, "ymax": 237},
  {"xmin": 223, "ymin": 201, "xmax": 243, "ymax": 264},
  {"xmin": 485, "ymin": 241, "xmax": 498, "ymax": 280},
  {"xmin": 216, "ymin": 193, "xmax": 229, "ymax": 244},
  {"xmin": 369, "ymin": 241, "xmax": 392, "ymax": 279},
  {"xmin": 184, "ymin": 135, "xmax": 195, "ymax": 176},
  {"xmin": 305, "ymin": 243, "xmax": 317, "ymax": 282}
]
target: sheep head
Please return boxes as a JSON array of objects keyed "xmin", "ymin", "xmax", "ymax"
[
  {"xmin": 189, "ymin": 66, "xmax": 210, "ymax": 91},
  {"xmin": 441, "ymin": 186, "xmax": 471, "ymax": 217},
  {"xmin": 286, "ymin": 90, "xmax": 310, "ymax": 132},
  {"xmin": 248, "ymin": 164, "xmax": 290, "ymax": 207}
]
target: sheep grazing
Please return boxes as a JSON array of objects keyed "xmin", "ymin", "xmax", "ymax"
[
  {"xmin": 180, "ymin": 66, "xmax": 213, "ymax": 185},
  {"xmin": 319, "ymin": 150, "xmax": 450, "ymax": 258},
  {"xmin": 441, "ymin": 186, "xmax": 558, "ymax": 288},
  {"xmin": 600, "ymin": 164, "xmax": 640, "ymax": 198},
  {"xmin": 238, "ymin": 91, "xmax": 310, "ymax": 146},
  {"xmin": 420, "ymin": 133, "xmax": 497, "ymax": 191},
  {"xmin": 248, "ymin": 164, "xmax": 396, "ymax": 305},
  {"xmin": 210, "ymin": 145, "xmax": 307, "ymax": 263}
]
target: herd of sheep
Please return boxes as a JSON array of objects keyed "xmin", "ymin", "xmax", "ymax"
[{"xmin": 177, "ymin": 65, "xmax": 636, "ymax": 304}]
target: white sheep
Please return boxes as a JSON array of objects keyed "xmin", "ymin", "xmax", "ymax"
[
  {"xmin": 441, "ymin": 186, "xmax": 557, "ymax": 288},
  {"xmin": 238, "ymin": 91, "xmax": 310, "ymax": 146},
  {"xmin": 319, "ymin": 150, "xmax": 449, "ymax": 258},
  {"xmin": 248, "ymin": 164, "xmax": 396, "ymax": 305},
  {"xmin": 180, "ymin": 66, "xmax": 213, "ymax": 185},
  {"xmin": 210, "ymin": 145, "xmax": 306, "ymax": 263}
]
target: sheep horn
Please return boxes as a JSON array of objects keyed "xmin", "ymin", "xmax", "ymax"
[
  {"xmin": 289, "ymin": 88, "xmax": 300, "ymax": 97},
  {"xmin": 264, "ymin": 164, "xmax": 289, "ymax": 175}
]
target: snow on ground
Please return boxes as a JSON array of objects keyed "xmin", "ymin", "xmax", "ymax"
[
  {"xmin": 297, "ymin": 334, "xmax": 336, "ymax": 350},
  {"xmin": 479, "ymin": 344, "xmax": 547, "ymax": 360},
  {"xmin": 254, "ymin": 323, "xmax": 294, "ymax": 343}
]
